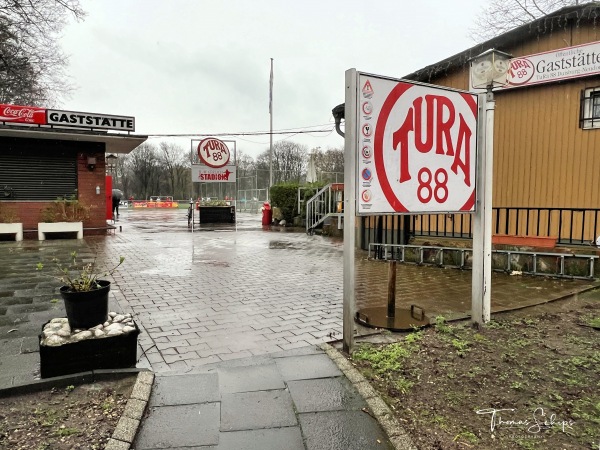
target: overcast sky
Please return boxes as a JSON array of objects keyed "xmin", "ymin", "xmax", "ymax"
[{"xmin": 59, "ymin": 0, "xmax": 487, "ymax": 159}]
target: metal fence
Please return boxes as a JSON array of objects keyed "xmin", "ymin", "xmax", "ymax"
[
  {"xmin": 361, "ymin": 207, "xmax": 600, "ymax": 247},
  {"xmin": 236, "ymin": 189, "xmax": 268, "ymax": 213}
]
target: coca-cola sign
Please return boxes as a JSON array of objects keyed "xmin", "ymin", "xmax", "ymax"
[{"xmin": 0, "ymin": 104, "xmax": 46, "ymax": 124}]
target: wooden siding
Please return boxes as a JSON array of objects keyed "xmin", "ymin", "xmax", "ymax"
[{"xmin": 408, "ymin": 20, "xmax": 600, "ymax": 242}]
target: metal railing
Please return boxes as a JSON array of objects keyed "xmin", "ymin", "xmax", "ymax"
[
  {"xmin": 236, "ymin": 189, "xmax": 268, "ymax": 213},
  {"xmin": 362, "ymin": 207, "xmax": 600, "ymax": 248},
  {"xmin": 306, "ymin": 184, "xmax": 343, "ymax": 233},
  {"xmin": 368, "ymin": 243, "xmax": 598, "ymax": 279}
]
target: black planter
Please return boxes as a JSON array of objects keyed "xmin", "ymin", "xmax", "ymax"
[
  {"xmin": 60, "ymin": 280, "xmax": 110, "ymax": 330},
  {"xmin": 39, "ymin": 321, "xmax": 140, "ymax": 378}
]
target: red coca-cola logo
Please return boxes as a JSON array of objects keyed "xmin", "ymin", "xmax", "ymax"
[{"xmin": 0, "ymin": 104, "xmax": 46, "ymax": 124}]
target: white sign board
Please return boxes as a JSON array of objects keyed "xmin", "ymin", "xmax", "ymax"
[
  {"xmin": 505, "ymin": 40, "xmax": 600, "ymax": 88},
  {"xmin": 191, "ymin": 165, "xmax": 236, "ymax": 183},
  {"xmin": 356, "ymin": 73, "xmax": 478, "ymax": 215},
  {"xmin": 47, "ymin": 109, "xmax": 135, "ymax": 131},
  {"xmin": 191, "ymin": 138, "xmax": 236, "ymax": 183}
]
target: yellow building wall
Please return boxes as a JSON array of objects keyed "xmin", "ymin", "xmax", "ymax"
[{"xmin": 411, "ymin": 21, "xmax": 600, "ymax": 240}]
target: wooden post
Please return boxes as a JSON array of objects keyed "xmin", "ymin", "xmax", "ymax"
[{"xmin": 387, "ymin": 260, "xmax": 397, "ymax": 318}]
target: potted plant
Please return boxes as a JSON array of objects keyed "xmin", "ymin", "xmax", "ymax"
[
  {"xmin": 36, "ymin": 252, "xmax": 125, "ymax": 330},
  {"xmin": 0, "ymin": 202, "xmax": 23, "ymax": 241},
  {"xmin": 38, "ymin": 196, "xmax": 90, "ymax": 240}
]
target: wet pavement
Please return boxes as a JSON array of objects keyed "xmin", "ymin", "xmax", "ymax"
[
  {"xmin": 0, "ymin": 208, "xmax": 597, "ymax": 384},
  {"xmin": 133, "ymin": 346, "xmax": 392, "ymax": 450},
  {"xmin": 0, "ymin": 208, "xmax": 598, "ymax": 448}
]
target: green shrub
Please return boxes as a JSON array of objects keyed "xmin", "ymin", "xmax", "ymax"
[
  {"xmin": 270, "ymin": 183, "xmax": 330, "ymax": 223},
  {"xmin": 40, "ymin": 196, "xmax": 90, "ymax": 223},
  {"xmin": 270, "ymin": 184, "xmax": 300, "ymax": 223}
]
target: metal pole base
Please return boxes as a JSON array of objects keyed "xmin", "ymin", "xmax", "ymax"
[{"xmin": 355, "ymin": 305, "xmax": 430, "ymax": 332}]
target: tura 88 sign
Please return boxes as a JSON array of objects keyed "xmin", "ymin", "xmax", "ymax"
[
  {"xmin": 356, "ymin": 73, "xmax": 478, "ymax": 215},
  {"xmin": 197, "ymin": 137, "xmax": 231, "ymax": 168}
]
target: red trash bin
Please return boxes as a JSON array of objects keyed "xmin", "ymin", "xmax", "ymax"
[{"xmin": 261, "ymin": 202, "xmax": 272, "ymax": 225}]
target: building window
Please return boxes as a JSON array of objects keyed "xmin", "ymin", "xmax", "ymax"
[{"xmin": 580, "ymin": 87, "xmax": 600, "ymax": 129}]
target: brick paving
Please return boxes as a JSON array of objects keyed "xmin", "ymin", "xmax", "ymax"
[
  {"xmin": 89, "ymin": 210, "xmax": 345, "ymax": 372},
  {"xmin": 1, "ymin": 208, "xmax": 597, "ymax": 384}
]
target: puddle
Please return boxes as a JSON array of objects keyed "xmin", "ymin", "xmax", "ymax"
[
  {"xmin": 196, "ymin": 259, "xmax": 230, "ymax": 267},
  {"xmin": 269, "ymin": 240, "xmax": 302, "ymax": 250}
]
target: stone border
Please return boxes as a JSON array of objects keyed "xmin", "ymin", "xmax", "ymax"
[
  {"xmin": 104, "ymin": 370, "xmax": 154, "ymax": 450},
  {"xmin": 319, "ymin": 343, "xmax": 418, "ymax": 450}
]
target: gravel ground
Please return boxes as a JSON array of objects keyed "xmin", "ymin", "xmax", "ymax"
[{"xmin": 0, "ymin": 375, "xmax": 136, "ymax": 450}]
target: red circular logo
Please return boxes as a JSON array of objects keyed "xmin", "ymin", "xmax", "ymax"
[
  {"xmin": 374, "ymin": 83, "xmax": 477, "ymax": 212},
  {"xmin": 197, "ymin": 138, "xmax": 230, "ymax": 168},
  {"xmin": 507, "ymin": 58, "xmax": 535, "ymax": 86}
]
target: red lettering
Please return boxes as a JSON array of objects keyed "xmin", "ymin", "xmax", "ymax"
[
  {"xmin": 435, "ymin": 96, "xmax": 456, "ymax": 156},
  {"xmin": 392, "ymin": 106, "xmax": 414, "ymax": 183},
  {"xmin": 392, "ymin": 95, "xmax": 471, "ymax": 186},
  {"xmin": 450, "ymin": 114, "xmax": 471, "ymax": 187},
  {"xmin": 413, "ymin": 97, "xmax": 434, "ymax": 153}
]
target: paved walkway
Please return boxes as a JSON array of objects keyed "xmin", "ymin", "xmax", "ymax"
[
  {"xmin": 0, "ymin": 209, "xmax": 597, "ymax": 385},
  {"xmin": 0, "ymin": 209, "xmax": 598, "ymax": 449},
  {"xmin": 134, "ymin": 346, "xmax": 393, "ymax": 450}
]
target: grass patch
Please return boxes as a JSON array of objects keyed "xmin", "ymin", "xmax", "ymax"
[
  {"xmin": 351, "ymin": 299, "xmax": 600, "ymax": 449},
  {"xmin": 53, "ymin": 427, "xmax": 80, "ymax": 437}
]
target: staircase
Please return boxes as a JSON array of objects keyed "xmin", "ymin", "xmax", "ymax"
[{"xmin": 306, "ymin": 183, "xmax": 343, "ymax": 234}]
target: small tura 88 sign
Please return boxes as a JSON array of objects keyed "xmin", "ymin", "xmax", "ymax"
[
  {"xmin": 197, "ymin": 138, "xmax": 231, "ymax": 168},
  {"xmin": 356, "ymin": 73, "xmax": 478, "ymax": 215}
]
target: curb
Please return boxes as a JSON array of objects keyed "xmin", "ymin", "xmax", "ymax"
[
  {"xmin": 319, "ymin": 343, "xmax": 418, "ymax": 450},
  {"xmin": 104, "ymin": 370, "xmax": 154, "ymax": 450},
  {"xmin": 0, "ymin": 368, "xmax": 146, "ymax": 398}
]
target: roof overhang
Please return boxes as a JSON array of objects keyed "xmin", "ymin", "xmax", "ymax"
[
  {"xmin": 0, "ymin": 125, "xmax": 147, "ymax": 154},
  {"xmin": 404, "ymin": 3, "xmax": 600, "ymax": 83}
]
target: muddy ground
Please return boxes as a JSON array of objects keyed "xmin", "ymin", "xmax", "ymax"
[
  {"xmin": 0, "ymin": 375, "xmax": 135, "ymax": 450},
  {"xmin": 352, "ymin": 290, "xmax": 600, "ymax": 450}
]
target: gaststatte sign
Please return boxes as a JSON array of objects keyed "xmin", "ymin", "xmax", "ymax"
[
  {"xmin": 505, "ymin": 40, "xmax": 600, "ymax": 88},
  {"xmin": 0, "ymin": 103, "xmax": 135, "ymax": 132}
]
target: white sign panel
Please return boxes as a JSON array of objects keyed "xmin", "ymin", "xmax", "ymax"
[
  {"xmin": 47, "ymin": 109, "xmax": 135, "ymax": 131},
  {"xmin": 356, "ymin": 73, "xmax": 478, "ymax": 215},
  {"xmin": 505, "ymin": 40, "xmax": 600, "ymax": 88},
  {"xmin": 191, "ymin": 166, "xmax": 236, "ymax": 183}
]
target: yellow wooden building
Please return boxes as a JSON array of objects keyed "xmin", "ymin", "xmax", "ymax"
[{"xmin": 363, "ymin": 3, "xmax": 600, "ymax": 248}]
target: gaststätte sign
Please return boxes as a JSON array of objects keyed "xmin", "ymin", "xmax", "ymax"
[
  {"xmin": 505, "ymin": 40, "xmax": 600, "ymax": 88},
  {"xmin": 46, "ymin": 109, "xmax": 134, "ymax": 132},
  {"xmin": 355, "ymin": 73, "xmax": 478, "ymax": 215},
  {"xmin": 0, "ymin": 103, "xmax": 135, "ymax": 132}
]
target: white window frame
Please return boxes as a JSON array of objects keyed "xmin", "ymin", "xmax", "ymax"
[{"xmin": 581, "ymin": 87, "xmax": 600, "ymax": 129}]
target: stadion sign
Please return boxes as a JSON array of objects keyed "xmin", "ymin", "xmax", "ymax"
[
  {"xmin": 505, "ymin": 40, "xmax": 600, "ymax": 88},
  {"xmin": 191, "ymin": 138, "xmax": 236, "ymax": 183},
  {"xmin": 0, "ymin": 103, "xmax": 135, "ymax": 132}
]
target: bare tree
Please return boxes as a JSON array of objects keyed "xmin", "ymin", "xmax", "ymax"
[
  {"xmin": 0, "ymin": 0, "xmax": 85, "ymax": 106},
  {"xmin": 158, "ymin": 141, "xmax": 189, "ymax": 199},
  {"xmin": 470, "ymin": 0, "xmax": 583, "ymax": 42},
  {"xmin": 256, "ymin": 141, "xmax": 308, "ymax": 185},
  {"xmin": 236, "ymin": 151, "xmax": 257, "ymax": 191},
  {"xmin": 125, "ymin": 142, "xmax": 161, "ymax": 199},
  {"xmin": 313, "ymin": 147, "xmax": 344, "ymax": 183}
]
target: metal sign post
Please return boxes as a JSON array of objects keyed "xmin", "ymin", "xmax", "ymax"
[
  {"xmin": 343, "ymin": 69, "xmax": 358, "ymax": 354},
  {"xmin": 343, "ymin": 69, "xmax": 479, "ymax": 351},
  {"xmin": 471, "ymin": 91, "xmax": 494, "ymax": 324}
]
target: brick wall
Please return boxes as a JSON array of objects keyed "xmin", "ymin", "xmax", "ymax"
[{"xmin": 3, "ymin": 142, "xmax": 109, "ymax": 238}]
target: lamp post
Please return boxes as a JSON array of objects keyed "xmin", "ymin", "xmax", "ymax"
[
  {"xmin": 106, "ymin": 154, "xmax": 117, "ymax": 175},
  {"xmin": 469, "ymin": 49, "xmax": 511, "ymax": 325}
]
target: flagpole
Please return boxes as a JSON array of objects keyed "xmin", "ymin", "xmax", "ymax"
[{"xmin": 269, "ymin": 58, "xmax": 273, "ymax": 201}]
